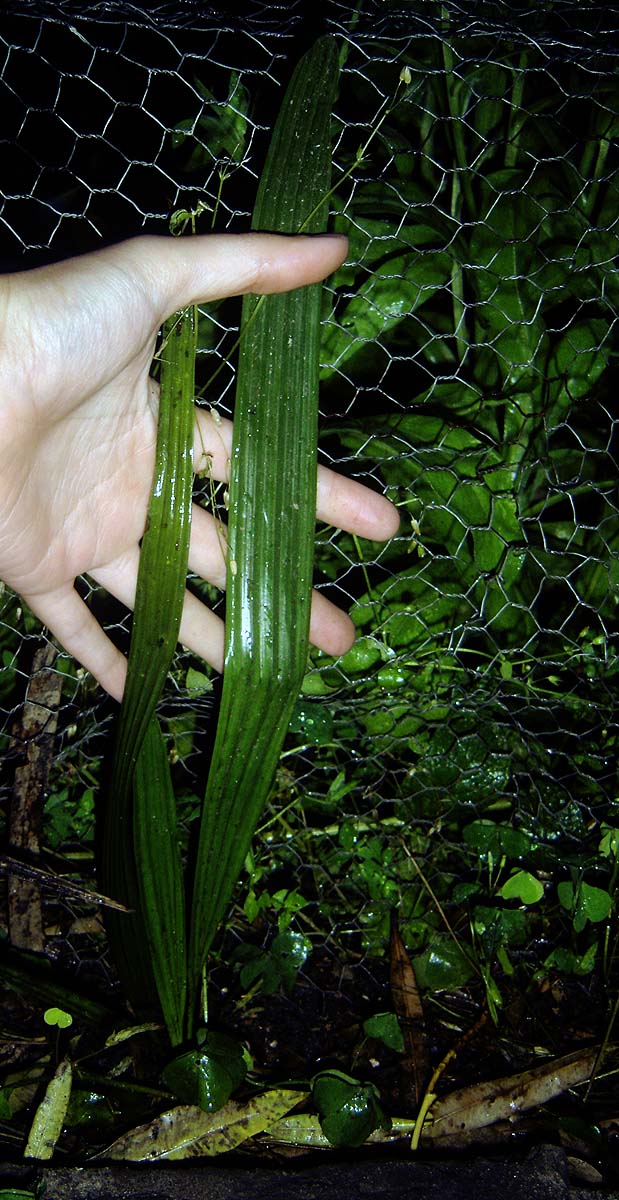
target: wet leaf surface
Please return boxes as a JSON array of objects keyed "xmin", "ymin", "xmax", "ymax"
[
  {"xmin": 24, "ymin": 1059, "xmax": 72, "ymax": 1161},
  {"xmin": 98, "ymin": 1087, "xmax": 308, "ymax": 1161}
]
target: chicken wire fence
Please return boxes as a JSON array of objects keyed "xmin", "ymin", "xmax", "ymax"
[{"xmin": 1, "ymin": 1, "xmax": 618, "ymax": 1004}]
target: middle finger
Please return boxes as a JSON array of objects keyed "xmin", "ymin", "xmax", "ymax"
[{"xmin": 187, "ymin": 504, "xmax": 355, "ymax": 658}]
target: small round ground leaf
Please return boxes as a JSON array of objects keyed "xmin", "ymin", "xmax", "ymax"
[{"xmin": 43, "ymin": 1007, "xmax": 73, "ymax": 1029}]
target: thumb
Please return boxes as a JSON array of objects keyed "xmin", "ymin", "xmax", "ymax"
[
  {"xmin": 130, "ymin": 231, "xmax": 349, "ymax": 321},
  {"xmin": 2, "ymin": 232, "xmax": 347, "ymax": 408}
]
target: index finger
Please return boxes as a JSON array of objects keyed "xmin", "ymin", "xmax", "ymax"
[{"xmin": 192, "ymin": 408, "xmax": 399, "ymax": 542}]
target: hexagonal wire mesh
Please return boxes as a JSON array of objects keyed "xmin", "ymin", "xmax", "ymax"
[{"xmin": 1, "ymin": 1, "xmax": 618, "ymax": 1027}]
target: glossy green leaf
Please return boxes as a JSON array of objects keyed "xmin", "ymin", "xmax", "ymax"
[
  {"xmin": 328, "ymin": 207, "xmax": 447, "ymax": 294},
  {"xmin": 376, "ymin": 663, "xmax": 410, "ymax": 690},
  {"xmin": 270, "ymin": 929, "xmax": 312, "ymax": 986},
  {"xmin": 289, "ymin": 700, "xmax": 334, "ymax": 745},
  {"xmin": 312, "ymin": 1070, "xmax": 390, "ymax": 1148},
  {"xmin": 188, "ymin": 36, "xmax": 340, "ymax": 1010},
  {"xmin": 500, "ymin": 870, "xmax": 544, "ymax": 905},
  {"xmin": 450, "ymin": 482, "xmax": 491, "ymax": 526},
  {"xmin": 133, "ymin": 719, "xmax": 187, "ymax": 1045},
  {"xmin": 463, "ymin": 820, "xmax": 533, "ymax": 860},
  {"xmin": 65, "ymin": 1088, "xmax": 118, "ymax": 1136},
  {"xmin": 473, "ymin": 905, "xmax": 528, "ymax": 955},
  {"xmin": 162, "ymin": 1031, "xmax": 247, "ymax": 1112},
  {"xmin": 103, "ymin": 303, "xmax": 196, "ymax": 1040},
  {"xmin": 322, "ymin": 250, "xmax": 451, "ymax": 375},
  {"xmin": 492, "ymin": 496, "xmax": 522, "ymax": 542},
  {"xmin": 473, "ymin": 527, "xmax": 505, "ymax": 572},
  {"xmin": 599, "ymin": 826, "xmax": 619, "ymax": 859},
  {"xmin": 544, "ymin": 944, "xmax": 598, "ymax": 976},
  {"xmin": 557, "ymin": 880, "xmax": 612, "ymax": 932},
  {"xmin": 363, "ymin": 1011, "xmax": 405, "ymax": 1053},
  {"xmin": 235, "ymin": 928, "xmax": 312, "ymax": 995},
  {"xmin": 549, "ymin": 319, "xmax": 610, "ymax": 402},
  {"xmin": 413, "ymin": 936, "xmax": 475, "ymax": 992},
  {"xmin": 185, "ymin": 667, "xmax": 213, "ymax": 694},
  {"xmin": 338, "ymin": 635, "xmax": 386, "ymax": 674}
]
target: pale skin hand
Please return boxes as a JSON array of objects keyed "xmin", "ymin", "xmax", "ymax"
[{"xmin": 0, "ymin": 233, "xmax": 399, "ymax": 701}]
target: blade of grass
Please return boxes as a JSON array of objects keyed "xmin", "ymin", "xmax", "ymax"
[
  {"xmin": 102, "ymin": 305, "xmax": 195, "ymax": 1042},
  {"xmin": 188, "ymin": 35, "xmax": 340, "ymax": 1014}
]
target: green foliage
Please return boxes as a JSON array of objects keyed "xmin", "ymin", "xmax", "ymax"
[
  {"xmin": 243, "ymin": 885, "xmax": 309, "ymax": 931},
  {"xmin": 133, "ymin": 720, "xmax": 188, "ymax": 1044},
  {"xmin": 362, "ymin": 1012, "xmax": 405, "ymax": 1054},
  {"xmin": 413, "ymin": 937, "xmax": 476, "ymax": 992},
  {"xmin": 543, "ymin": 944, "xmax": 599, "ymax": 977},
  {"xmin": 43, "ymin": 1008, "xmax": 73, "ymax": 1030},
  {"xmin": 172, "ymin": 72, "xmax": 250, "ymax": 169},
  {"xmin": 312, "ymin": 1070, "xmax": 390, "ymax": 1148},
  {"xmin": 88, "ymin": 37, "xmax": 343, "ymax": 1046},
  {"xmin": 322, "ymin": 46, "xmax": 619, "ymax": 785},
  {"xmin": 102, "ymin": 302, "xmax": 196, "ymax": 1044},
  {"xmin": 557, "ymin": 879, "xmax": 613, "ymax": 933},
  {"xmin": 65, "ymin": 1090, "xmax": 119, "ymax": 1138},
  {"xmin": 187, "ymin": 36, "xmax": 340, "ymax": 1017},
  {"xmin": 162, "ymin": 1031, "xmax": 248, "ymax": 1112},
  {"xmin": 43, "ymin": 787, "xmax": 95, "ymax": 851},
  {"xmin": 463, "ymin": 821, "xmax": 534, "ymax": 861},
  {"xmin": 288, "ymin": 700, "xmax": 335, "ymax": 746},
  {"xmin": 4, "ymin": 16, "xmax": 619, "ymax": 1161},
  {"xmin": 317, "ymin": 824, "xmax": 422, "ymax": 955},
  {"xmin": 499, "ymin": 871, "xmax": 544, "ymax": 905},
  {"xmin": 233, "ymin": 929, "xmax": 312, "ymax": 996},
  {"xmin": 185, "ymin": 667, "xmax": 213, "ymax": 696},
  {"xmin": 302, "ymin": 31, "xmax": 619, "ymax": 1012}
]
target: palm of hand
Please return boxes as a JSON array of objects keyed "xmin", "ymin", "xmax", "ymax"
[
  {"xmin": 0, "ymin": 234, "xmax": 399, "ymax": 700},
  {"xmin": 5, "ymin": 376, "xmax": 156, "ymax": 598}
]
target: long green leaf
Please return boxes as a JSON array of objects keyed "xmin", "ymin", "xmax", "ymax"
[
  {"xmin": 133, "ymin": 718, "xmax": 187, "ymax": 1044},
  {"xmin": 188, "ymin": 36, "xmax": 340, "ymax": 1006},
  {"xmin": 102, "ymin": 306, "xmax": 195, "ymax": 1037}
]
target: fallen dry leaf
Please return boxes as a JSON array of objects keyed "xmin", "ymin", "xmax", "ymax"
[
  {"xmin": 24, "ymin": 1058, "xmax": 72, "ymax": 1160},
  {"xmin": 98, "ymin": 1087, "xmax": 309, "ymax": 1161},
  {"xmin": 425, "ymin": 1046, "xmax": 601, "ymax": 1140},
  {"xmin": 390, "ymin": 910, "xmax": 430, "ymax": 1105}
]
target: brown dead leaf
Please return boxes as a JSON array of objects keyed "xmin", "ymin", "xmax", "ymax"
[
  {"xmin": 425, "ymin": 1046, "xmax": 602, "ymax": 1141},
  {"xmin": 390, "ymin": 910, "xmax": 430, "ymax": 1105}
]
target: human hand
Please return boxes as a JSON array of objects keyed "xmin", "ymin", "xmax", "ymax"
[{"xmin": 0, "ymin": 234, "xmax": 399, "ymax": 701}]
